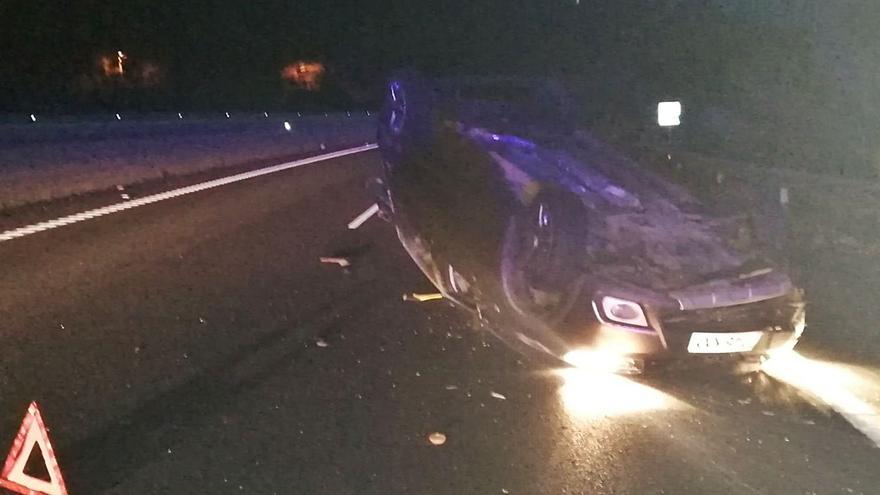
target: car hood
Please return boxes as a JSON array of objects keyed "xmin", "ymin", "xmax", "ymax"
[{"xmin": 475, "ymin": 127, "xmax": 786, "ymax": 294}]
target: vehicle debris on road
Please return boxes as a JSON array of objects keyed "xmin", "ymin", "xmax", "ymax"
[
  {"xmin": 427, "ymin": 432, "xmax": 447, "ymax": 445},
  {"xmin": 402, "ymin": 293, "xmax": 443, "ymax": 302},
  {"xmin": 319, "ymin": 257, "xmax": 351, "ymax": 267}
]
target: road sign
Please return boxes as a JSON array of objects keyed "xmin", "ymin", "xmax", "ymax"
[
  {"xmin": 657, "ymin": 101, "xmax": 682, "ymax": 127},
  {"xmin": 0, "ymin": 402, "xmax": 68, "ymax": 495}
]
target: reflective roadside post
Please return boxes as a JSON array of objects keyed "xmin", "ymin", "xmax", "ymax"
[
  {"xmin": 657, "ymin": 100, "xmax": 681, "ymax": 139},
  {"xmin": 657, "ymin": 100, "xmax": 682, "ymax": 165}
]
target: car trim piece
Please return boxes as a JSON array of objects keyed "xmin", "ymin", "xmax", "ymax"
[
  {"xmin": 670, "ymin": 271, "xmax": 793, "ymax": 310},
  {"xmin": 591, "ymin": 301, "xmax": 660, "ymax": 336}
]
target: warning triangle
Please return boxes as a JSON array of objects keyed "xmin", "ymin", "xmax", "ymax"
[{"xmin": 0, "ymin": 402, "xmax": 68, "ymax": 495}]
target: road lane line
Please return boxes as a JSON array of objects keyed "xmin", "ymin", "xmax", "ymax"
[
  {"xmin": 347, "ymin": 203, "xmax": 379, "ymax": 230},
  {"xmin": 0, "ymin": 144, "xmax": 378, "ymax": 244},
  {"xmin": 763, "ymin": 352, "xmax": 880, "ymax": 448}
]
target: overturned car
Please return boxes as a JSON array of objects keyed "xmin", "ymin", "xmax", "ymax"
[{"xmin": 374, "ymin": 73, "xmax": 805, "ymax": 373}]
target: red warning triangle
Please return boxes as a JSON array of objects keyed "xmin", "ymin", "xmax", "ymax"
[{"xmin": 0, "ymin": 402, "xmax": 68, "ymax": 495}]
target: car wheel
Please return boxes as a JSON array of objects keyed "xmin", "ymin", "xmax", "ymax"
[
  {"xmin": 378, "ymin": 71, "xmax": 435, "ymax": 158},
  {"xmin": 496, "ymin": 192, "xmax": 587, "ymax": 360}
]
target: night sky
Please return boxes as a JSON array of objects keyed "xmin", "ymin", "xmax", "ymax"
[
  {"xmin": 1, "ymin": 0, "xmax": 876, "ymax": 154},
  {"xmin": 1, "ymin": 0, "xmax": 606, "ymax": 112},
  {"xmin": 6, "ymin": 1, "xmax": 750, "ymax": 112}
]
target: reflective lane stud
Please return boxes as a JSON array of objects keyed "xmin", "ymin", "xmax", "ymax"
[{"xmin": 0, "ymin": 402, "xmax": 68, "ymax": 495}]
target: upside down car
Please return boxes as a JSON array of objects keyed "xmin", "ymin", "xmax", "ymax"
[{"xmin": 373, "ymin": 73, "xmax": 805, "ymax": 373}]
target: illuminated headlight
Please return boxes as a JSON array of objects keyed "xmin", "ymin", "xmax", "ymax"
[
  {"xmin": 563, "ymin": 349, "xmax": 643, "ymax": 374},
  {"xmin": 596, "ymin": 296, "xmax": 649, "ymax": 328},
  {"xmin": 794, "ymin": 308, "xmax": 806, "ymax": 337}
]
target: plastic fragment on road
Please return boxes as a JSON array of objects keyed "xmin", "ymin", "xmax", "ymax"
[
  {"xmin": 347, "ymin": 203, "xmax": 380, "ymax": 229},
  {"xmin": 444, "ymin": 385, "xmax": 458, "ymax": 390},
  {"xmin": 427, "ymin": 432, "xmax": 446, "ymax": 446},
  {"xmin": 490, "ymin": 391, "xmax": 507, "ymax": 400},
  {"xmin": 315, "ymin": 338, "xmax": 329, "ymax": 348},
  {"xmin": 120, "ymin": 194, "xmax": 130, "ymax": 200},
  {"xmin": 0, "ymin": 402, "xmax": 68, "ymax": 495},
  {"xmin": 319, "ymin": 257, "xmax": 351, "ymax": 267},
  {"xmin": 402, "ymin": 293, "xmax": 443, "ymax": 303}
]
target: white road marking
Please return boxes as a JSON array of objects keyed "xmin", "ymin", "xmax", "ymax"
[
  {"xmin": 763, "ymin": 352, "xmax": 880, "ymax": 448},
  {"xmin": 0, "ymin": 143, "xmax": 378, "ymax": 244},
  {"xmin": 347, "ymin": 203, "xmax": 379, "ymax": 230}
]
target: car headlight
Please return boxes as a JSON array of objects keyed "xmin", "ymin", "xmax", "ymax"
[
  {"xmin": 562, "ymin": 349, "xmax": 643, "ymax": 374},
  {"xmin": 596, "ymin": 296, "xmax": 649, "ymax": 328}
]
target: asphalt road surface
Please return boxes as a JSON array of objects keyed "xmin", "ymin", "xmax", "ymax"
[{"xmin": 1, "ymin": 149, "xmax": 878, "ymax": 494}]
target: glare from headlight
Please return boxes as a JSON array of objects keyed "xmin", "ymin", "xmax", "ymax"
[
  {"xmin": 563, "ymin": 349, "xmax": 641, "ymax": 374},
  {"xmin": 763, "ymin": 351, "xmax": 880, "ymax": 446},
  {"xmin": 555, "ymin": 368, "xmax": 685, "ymax": 420}
]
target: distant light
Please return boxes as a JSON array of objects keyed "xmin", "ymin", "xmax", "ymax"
[
  {"xmin": 366, "ymin": 110, "xmax": 371, "ymax": 116},
  {"xmin": 346, "ymin": 111, "xmax": 351, "ymax": 117},
  {"xmin": 178, "ymin": 112, "xmax": 183, "ymax": 119},
  {"xmin": 280, "ymin": 61, "xmax": 325, "ymax": 91},
  {"xmin": 263, "ymin": 112, "xmax": 269, "ymax": 118},
  {"xmin": 657, "ymin": 101, "xmax": 681, "ymax": 127},
  {"xmin": 297, "ymin": 112, "xmax": 302, "ymax": 117},
  {"xmin": 225, "ymin": 112, "xmax": 230, "ymax": 118},
  {"xmin": 29, "ymin": 114, "xmax": 36, "ymax": 122},
  {"xmin": 283, "ymin": 121, "xmax": 292, "ymax": 131},
  {"xmin": 115, "ymin": 113, "xmax": 121, "ymax": 120}
]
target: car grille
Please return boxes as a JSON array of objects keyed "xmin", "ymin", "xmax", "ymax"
[{"xmin": 659, "ymin": 295, "xmax": 800, "ymax": 334}]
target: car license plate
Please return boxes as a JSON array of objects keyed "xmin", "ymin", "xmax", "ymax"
[{"xmin": 687, "ymin": 331, "xmax": 763, "ymax": 354}]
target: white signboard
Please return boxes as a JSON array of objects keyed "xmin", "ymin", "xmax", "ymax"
[{"xmin": 657, "ymin": 101, "xmax": 681, "ymax": 127}]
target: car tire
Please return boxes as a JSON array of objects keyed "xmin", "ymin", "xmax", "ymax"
[
  {"xmin": 494, "ymin": 191, "xmax": 588, "ymax": 361},
  {"xmin": 378, "ymin": 70, "xmax": 435, "ymax": 160}
]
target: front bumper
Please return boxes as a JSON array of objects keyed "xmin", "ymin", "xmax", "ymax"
[{"xmin": 564, "ymin": 291, "xmax": 805, "ymax": 367}]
